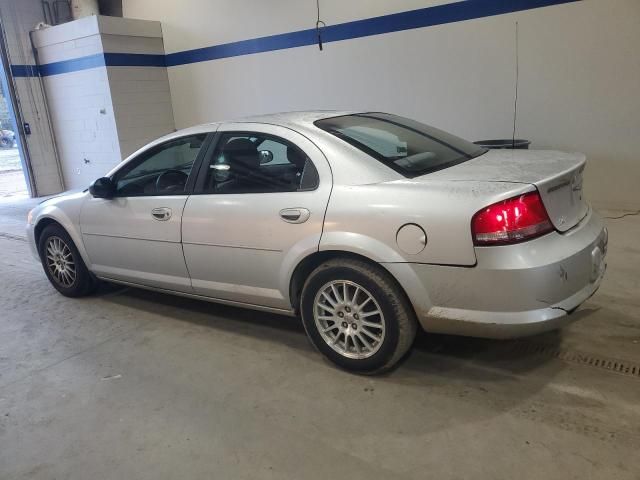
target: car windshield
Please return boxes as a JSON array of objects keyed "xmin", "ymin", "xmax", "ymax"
[{"xmin": 315, "ymin": 113, "xmax": 487, "ymax": 177}]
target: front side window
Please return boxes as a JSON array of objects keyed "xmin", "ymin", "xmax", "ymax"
[
  {"xmin": 315, "ymin": 113, "xmax": 487, "ymax": 177},
  {"xmin": 198, "ymin": 133, "xmax": 318, "ymax": 194},
  {"xmin": 113, "ymin": 134, "xmax": 207, "ymax": 196}
]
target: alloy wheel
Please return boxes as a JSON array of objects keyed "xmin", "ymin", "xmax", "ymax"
[
  {"xmin": 45, "ymin": 236, "xmax": 76, "ymax": 288},
  {"xmin": 313, "ymin": 280, "xmax": 386, "ymax": 359}
]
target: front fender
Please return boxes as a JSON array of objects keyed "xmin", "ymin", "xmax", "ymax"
[{"xmin": 32, "ymin": 193, "xmax": 92, "ymax": 268}]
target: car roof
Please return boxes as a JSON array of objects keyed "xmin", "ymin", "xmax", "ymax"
[
  {"xmin": 143, "ymin": 110, "xmax": 356, "ymax": 150},
  {"xmin": 116, "ymin": 111, "xmax": 402, "ymax": 185},
  {"xmin": 169, "ymin": 110, "xmax": 356, "ymax": 136},
  {"xmin": 229, "ymin": 110, "xmax": 356, "ymax": 127}
]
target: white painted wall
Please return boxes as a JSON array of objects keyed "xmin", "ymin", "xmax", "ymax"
[{"xmin": 123, "ymin": 0, "xmax": 640, "ymax": 209}]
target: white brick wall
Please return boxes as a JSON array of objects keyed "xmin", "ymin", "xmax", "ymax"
[
  {"xmin": 0, "ymin": 7, "xmax": 176, "ymax": 192},
  {"xmin": 42, "ymin": 67, "xmax": 121, "ymax": 188},
  {"xmin": 31, "ymin": 15, "xmax": 175, "ymax": 187},
  {"xmin": 37, "ymin": 34, "xmax": 103, "ymax": 64}
]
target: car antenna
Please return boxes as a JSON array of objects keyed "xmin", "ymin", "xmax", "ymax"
[
  {"xmin": 512, "ymin": 21, "xmax": 519, "ymax": 149},
  {"xmin": 316, "ymin": 0, "xmax": 326, "ymax": 51}
]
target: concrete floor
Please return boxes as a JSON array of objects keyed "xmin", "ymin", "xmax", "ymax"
[
  {"xmin": 0, "ymin": 148, "xmax": 28, "ymax": 198},
  {"xmin": 0, "ymin": 196, "xmax": 638, "ymax": 480},
  {"xmin": 0, "ymin": 170, "xmax": 28, "ymax": 199}
]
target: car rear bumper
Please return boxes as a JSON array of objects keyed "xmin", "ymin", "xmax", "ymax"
[
  {"xmin": 421, "ymin": 270, "xmax": 604, "ymax": 338},
  {"xmin": 389, "ymin": 208, "xmax": 607, "ymax": 339}
]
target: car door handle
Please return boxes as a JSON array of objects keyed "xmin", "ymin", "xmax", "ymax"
[
  {"xmin": 151, "ymin": 207, "xmax": 172, "ymax": 221},
  {"xmin": 279, "ymin": 208, "xmax": 310, "ymax": 224}
]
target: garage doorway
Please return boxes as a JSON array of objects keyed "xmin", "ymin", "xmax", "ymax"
[
  {"xmin": 0, "ymin": 21, "xmax": 33, "ymax": 199},
  {"xmin": 0, "ymin": 56, "xmax": 31, "ymax": 200},
  {"xmin": 0, "ymin": 82, "xmax": 28, "ymax": 198}
]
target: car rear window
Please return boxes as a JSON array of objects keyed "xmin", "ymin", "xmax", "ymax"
[{"xmin": 315, "ymin": 113, "xmax": 487, "ymax": 178}]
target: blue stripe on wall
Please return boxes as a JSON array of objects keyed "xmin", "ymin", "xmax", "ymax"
[
  {"xmin": 165, "ymin": 0, "xmax": 580, "ymax": 66},
  {"xmin": 104, "ymin": 52, "xmax": 166, "ymax": 67},
  {"xmin": 11, "ymin": 53, "xmax": 166, "ymax": 77},
  {"xmin": 10, "ymin": 65, "xmax": 39, "ymax": 77},
  {"xmin": 10, "ymin": 0, "xmax": 580, "ymax": 77},
  {"xmin": 37, "ymin": 53, "xmax": 106, "ymax": 76}
]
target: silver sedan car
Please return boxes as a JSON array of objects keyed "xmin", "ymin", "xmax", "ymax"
[{"xmin": 27, "ymin": 112, "xmax": 607, "ymax": 373}]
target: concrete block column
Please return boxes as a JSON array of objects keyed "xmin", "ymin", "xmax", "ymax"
[{"xmin": 32, "ymin": 15, "xmax": 175, "ymax": 190}]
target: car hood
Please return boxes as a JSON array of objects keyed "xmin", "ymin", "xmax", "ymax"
[{"xmin": 39, "ymin": 188, "xmax": 87, "ymax": 205}]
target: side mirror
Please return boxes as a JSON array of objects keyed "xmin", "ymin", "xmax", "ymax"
[
  {"xmin": 259, "ymin": 150, "xmax": 274, "ymax": 164},
  {"xmin": 89, "ymin": 177, "xmax": 115, "ymax": 199}
]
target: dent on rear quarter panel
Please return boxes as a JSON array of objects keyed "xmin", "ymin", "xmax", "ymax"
[{"xmin": 320, "ymin": 181, "xmax": 532, "ymax": 266}]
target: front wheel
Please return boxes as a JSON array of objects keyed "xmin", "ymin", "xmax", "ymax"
[
  {"xmin": 38, "ymin": 224, "xmax": 97, "ymax": 297},
  {"xmin": 300, "ymin": 258, "xmax": 417, "ymax": 374}
]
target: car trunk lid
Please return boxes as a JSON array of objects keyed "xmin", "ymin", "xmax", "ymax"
[{"xmin": 422, "ymin": 149, "xmax": 589, "ymax": 232}]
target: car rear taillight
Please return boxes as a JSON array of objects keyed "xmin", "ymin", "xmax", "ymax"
[{"xmin": 471, "ymin": 191, "xmax": 554, "ymax": 246}]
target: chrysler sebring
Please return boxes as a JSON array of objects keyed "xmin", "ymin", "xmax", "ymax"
[{"xmin": 27, "ymin": 112, "xmax": 607, "ymax": 373}]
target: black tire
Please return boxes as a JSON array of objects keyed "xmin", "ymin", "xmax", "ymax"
[
  {"xmin": 0, "ymin": 137, "xmax": 10, "ymax": 148},
  {"xmin": 38, "ymin": 224, "xmax": 98, "ymax": 297},
  {"xmin": 300, "ymin": 258, "xmax": 417, "ymax": 374}
]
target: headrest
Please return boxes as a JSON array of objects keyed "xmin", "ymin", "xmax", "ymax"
[
  {"xmin": 286, "ymin": 146, "xmax": 307, "ymax": 169},
  {"xmin": 224, "ymin": 138, "xmax": 259, "ymax": 171}
]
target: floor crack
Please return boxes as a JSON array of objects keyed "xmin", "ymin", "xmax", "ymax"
[
  {"xmin": 603, "ymin": 209, "xmax": 640, "ymax": 220},
  {"xmin": 0, "ymin": 232, "xmax": 26, "ymax": 242}
]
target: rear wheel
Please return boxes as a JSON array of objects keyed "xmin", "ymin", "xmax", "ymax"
[
  {"xmin": 38, "ymin": 224, "xmax": 97, "ymax": 297},
  {"xmin": 300, "ymin": 258, "xmax": 417, "ymax": 374}
]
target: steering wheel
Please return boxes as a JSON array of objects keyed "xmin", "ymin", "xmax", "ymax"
[{"xmin": 155, "ymin": 169, "xmax": 189, "ymax": 193}]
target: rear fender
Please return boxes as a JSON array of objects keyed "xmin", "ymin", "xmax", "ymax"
[
  {"xmin": 278, "ymin": 233, "xmax": 323, "ymax": 307},
  {"xmin": 319, "ymin": 231, "xmax": 433, "ymax": 317},
  {"xmin": 319, "ymin": 231, "xmax": 406, "ymax": 263}
]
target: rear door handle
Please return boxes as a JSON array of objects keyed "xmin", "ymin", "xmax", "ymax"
[
  {"xmin": 151, "ymin": 207, "xmax": 172, "ymax": 221},
  {"xmin": 279, "ymin": 208, "xmax": 310, "ymax": 224}
]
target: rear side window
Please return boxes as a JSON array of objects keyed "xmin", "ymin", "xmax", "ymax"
[
  {"xmin": 198, "ymin": 133, "xmax": 319, "ymax": 194},
  {"xmin": 315, "ymin": 113, "xmax": 486, "ymax": 177}
]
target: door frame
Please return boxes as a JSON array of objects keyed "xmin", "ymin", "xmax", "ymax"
[
  {"xmin": 0, "ymin": 19, "xmax": 36, "ymax": 196},
  {"xmin": 180, "ymin": 122, "xmax": 334, "ymax": 309},
  {"xmin": 80, "ymin": 132, "xmax": 217, "ymax": 291},
  {"xmin": 107, "ymin": 132, "xmax": 217, "ymax": 197}
]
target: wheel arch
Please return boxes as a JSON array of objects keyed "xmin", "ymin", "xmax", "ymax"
[
  {"xmin": 34, "ymin": 217, "xmax": 63, "ymax": 247},
  {"xmin": 288, "ymin": 250, "xmax": 427, "ymax": 319},
  {"xmin": 33, "ymin": 211, "xmax": 92, "ymax": 268}
]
